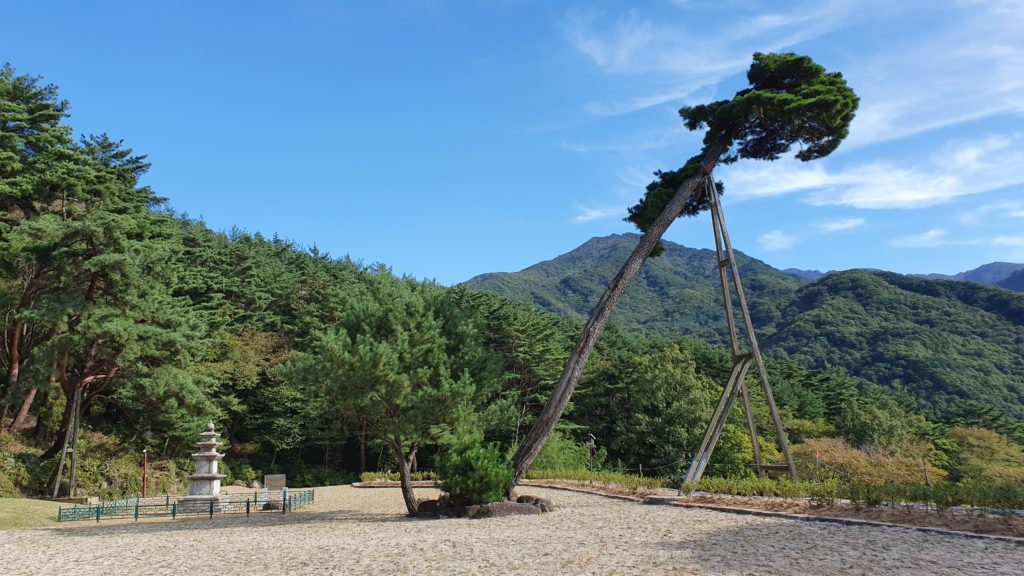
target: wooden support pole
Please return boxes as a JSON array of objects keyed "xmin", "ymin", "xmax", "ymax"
[
  {"xmin": 682, "ymin": 175, "xmax": 797, "ymax": 487},
  {"xmin": 706, "ymin": 177, "xmax": 796, "ymax": 481}
]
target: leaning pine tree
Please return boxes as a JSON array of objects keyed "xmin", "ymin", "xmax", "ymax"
[{"xmin": 507, "ymin": 52, "xmax": 859, "ymax": 494}]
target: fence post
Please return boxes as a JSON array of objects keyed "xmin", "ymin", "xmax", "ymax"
[
  {"xmin": 165, "ymin": 494, "xmax": 169, "ymax": 507},
  {"xmin": 209, "ymin": 499, "xmax": 214, "ymax": 518},
  {"xmin": 135, "ymin": 502, "xmax": 139, "ymax": 521},
  {"xmin": 246, "ymin": 498, "xmax": 250, "ymax": 517},
  {"xmin": 172, "ymin": 502, "xmax": 177, "ymax": 519},
  {"xmin": 96, "ymin": 507, "xmax": 101, "ymax": 523}
]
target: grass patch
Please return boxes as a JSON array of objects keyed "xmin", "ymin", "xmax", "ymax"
[{"xmin": 0, "ymin": 498, "xmax": 61, "ymax": 529}]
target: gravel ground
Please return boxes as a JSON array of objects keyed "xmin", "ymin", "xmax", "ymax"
[{"xmin": 1, "ymin": 485, "xmax": 1020, "ymax": 575}]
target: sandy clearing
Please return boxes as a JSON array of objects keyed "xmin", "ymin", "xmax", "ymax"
[{"xmin": 1, "ymin": 485, "xmax": 1020, "ymax": 576}]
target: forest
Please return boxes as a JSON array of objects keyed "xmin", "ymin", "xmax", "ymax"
[{"xmin": 3, "ymin": 64, "xmax": 1023, "ymax": 504}]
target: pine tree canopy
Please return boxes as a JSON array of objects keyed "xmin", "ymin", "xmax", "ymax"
[{"xmin": 626, "ymin": 52, "xmax": 859, "ymax": 233}]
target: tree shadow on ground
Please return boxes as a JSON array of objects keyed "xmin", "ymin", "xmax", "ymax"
[{"xmin": 650, "ymin": 508, "xmax": 1019, "ymax": 576}]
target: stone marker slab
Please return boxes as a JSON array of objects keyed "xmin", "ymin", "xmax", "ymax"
[{"xmin": 264, "ymin": 474, "xmax": 287, "ymax": 491}]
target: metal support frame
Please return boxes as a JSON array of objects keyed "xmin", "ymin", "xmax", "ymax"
[{"xmin": 683, "ymin": 176, "xmax": 797, "ymax": 486}]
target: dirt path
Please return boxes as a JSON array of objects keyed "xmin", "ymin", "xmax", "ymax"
[{"xmin": 1, "ymin": 485, "xmax": 1019, "ymax": 575}]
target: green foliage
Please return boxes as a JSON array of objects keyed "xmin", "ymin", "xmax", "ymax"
[
  {"xmin": 436, "ymin": 423, "xmax": 513, "ymax": 505},
  {"xmin": 941, "ymin": 426, "xmax": 1024, "ymax": 484},
  {"xmin": 359, "ymin": 471, "xmax": 437, "ymax": 482},
  {"xmin": 791, "ymin": 437, "xmax": 944, "ymax": 484},
  {"xmin": 0, "ymin": 450, "xmax": 31, "ymax": 497},
  {"xmin": 626, "ymin": 52, "xmax": 858, "ymax": 232},
  {"xmin": 577, "ymin": 335, "xmax": 714, "ymax": 470},
  {"xmin": 529, "ymin": 430, "xmax": 598, "ymax": 471},
  {"xmin": 525, "ymin": 468, "xmax": 669, "ymax": 491},
  {"xmin": 765, "ymin": 270, "xmax": 1024, "ymax": 431}
]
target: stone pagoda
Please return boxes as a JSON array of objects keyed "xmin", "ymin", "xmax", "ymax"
[{"xmin": 178, "ymin": 421, "xmax": 228, "ymax": 511}]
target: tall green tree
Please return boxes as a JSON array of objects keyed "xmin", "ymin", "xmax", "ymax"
[
  {"xmin": 1, "ymin": 65, "xmax": 75, "ymax": 422},
  {"xmin": 509, "ymin": 52, "xmax": 859, "ymax": 492},
  {"xmin": 278, "ymin": 272, "xmax": 503, "ymax": 514},
  {"xmin": 576, "ymin": 335, "xmax": 716, "ymax": 469}
]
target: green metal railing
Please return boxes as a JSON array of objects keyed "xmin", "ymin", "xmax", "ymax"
[{"xmin": 57, "ymin": 489, "xmax": 315, "ymax": 523}]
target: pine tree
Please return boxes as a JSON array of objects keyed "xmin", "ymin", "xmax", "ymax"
[{"xmin": 509, "ymin": 52, "xmax": 859, "ymax": 492}]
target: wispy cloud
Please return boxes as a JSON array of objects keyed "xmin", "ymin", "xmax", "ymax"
[
  {"xmin": 816, "ymin": 218, "xmax": 865, "ymax": 232},
  {"xmin": 717, "ymin": 133, "xmax": 1024, "ymax": 209},
  {"xmin": 562, "ymin": 1, "xmax": 860, "ymax": 115},
  {"xmin": 759, "ymin": 230, "xmax": 799, "ymax": 251},
  {"xmin": 559, "ymin": 127, "xmax": 686, "ymax": 153},
  {"xmin": 843, "ymin": 3, "xmax": 1024, "ymax": 148},
  {"xmin": 993, "ymin": 235, "xmax": 1024, "ymax": 248},
  {"xmin": 959, "ymin": 200, "xmax": 1024, "ymax": 226},
  {"xmin": 565, "ymin": 1, "xmax": 1022, "ymax": 148},
  {"xmin": 889, "ymin": 228, "xmax": 956, "ymax": 248},
  {"xmin": 888, "ymin": 229, "xmax": 1024, "ymax": 258},
  {"xmin": 573, "ymin": 206, "xmax": 622, "ymax": 223}
]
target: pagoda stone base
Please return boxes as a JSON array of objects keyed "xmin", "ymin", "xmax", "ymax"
[{"xmin": 176, "ymin": 494, "xmax": 230, "ymax": 514}]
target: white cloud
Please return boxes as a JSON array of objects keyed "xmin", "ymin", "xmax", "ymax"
[
  {"xmin": 563, "ymin": 1, "xmax": 860, "ymax": 115},
  {"xmin": 817, "ymin": 218, "xmax": 865, "ymax": 232},
  {"xmin": 716, "ymin": 133, "xmax": 1024, "ymax": 209},
  {"xmin": 843, "ymin": 4, "xmax": 1024, "ymax": 148},
  {"xmin": 993, "ymin": 235, "xmax": 1024, "ymax": 248},
  {"xmin": 572, "ymin": 206, "xmax": 622, "ymax": 223},
  {"xmin": 566, "ymin": 2, "xmax": 1023, "ymax": 146},
  {"xmin": 889, "ymin": 228, "xmax": 953, "ymax": 248},
  {"xmin": 959, "ymin": 200, "xmax": 1024, "ymax": 225},
  {"xmin": 758, "ymin": 230, "xmax": 799, "ymax": 251},
  {"xmin": 559, "ymin": 127, "xmax": 686, "ymax": 153},
  {"xmin": 888, "ymin": 230, "xmax": 1024, "ymax": 259}
]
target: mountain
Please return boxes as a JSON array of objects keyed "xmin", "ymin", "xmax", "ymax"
[
  {"xmin": 782, "ymin": 268, "xmax": 827, "ymax": 282},
  {"xmin": 761, "ymin": 270, "xmax": 1024, "ymax": 422},
  {"xmin": 917, "ymin": 262, "xmax": 1024, "ymax": 285},
  {"xmin": 998, "ymin": 269, "xmax": 1024, "ymax": 292},
  {"xmin": 784, "ymin": 262, "xmax": 1024, "ymax": 286},
  {"xmin": 464, "ymin": 234, "xmax": 1024, "ymax": 427},
  {"xmin": 464, "ymin": 233, "xmax": 802, "ymax": 342}
]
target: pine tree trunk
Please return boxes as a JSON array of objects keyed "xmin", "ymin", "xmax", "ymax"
[
  {"xmin": 391, "ymin": 437, "xmax": 419, "ymax": 516},
  {"xmin": 42, "ymin": 390, "xmax": 76, "ymax": 460},
  {"xmin": 506, "ymin": 153, "xmax": 722, "ymax": 495},
  {"xmin": 2, "ymin": 319, "xmax": 22, "ymax": 404},
  {"xmin": 359, "ymin": 417, "xmax": 367, "ymax": 474},
  {"xmin": 8, "ymin": 386, "xmax": 37, "ymax": 432}
]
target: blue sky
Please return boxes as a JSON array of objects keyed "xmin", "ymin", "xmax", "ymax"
[{"xmin": 4, "ymin": 1, "xmax": 1023, "ymax": 284}]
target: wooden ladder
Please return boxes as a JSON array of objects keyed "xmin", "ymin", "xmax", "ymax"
[{"xmin": 683, "ymin": 175, "xmax": 797, "ymax": 485}]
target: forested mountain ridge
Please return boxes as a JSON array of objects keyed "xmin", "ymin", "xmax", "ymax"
[
  {"xmin": 918, "ymin": 262, "xmax": 1024, "ymax": 286},
  {"xmin": 999, "ymin": 269, "xmax": 1024, "ymax": 292},
  {"xmin": 465, "ymin": 233, "xmax": 803, "ymax": 343},
  {"xmin": 465, "ymin": 235, "xmax": 1024, "ymax": 431},
  {"xmin": 761, "ymin": 270, "xmax": 1024, "ymax": 426}
]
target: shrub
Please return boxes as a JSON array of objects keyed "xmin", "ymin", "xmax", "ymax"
[
  {"xmin": 526, "ymin": 469, "xmax": 669, "ymax": 491},
  {"xmin": 0, "ymin": 450, "xmax": 30, "ymax": 497},
  {"xmin": 792, "ymin": 437, "xmax": 945, "ymax": 483},
  {"xmin": 529, "ymin": 431, "xmax": 598, "ymax": 471},
  {"xmin": 942, "ymin": 427, "xmax": 1024, "ymax": 484},
  {"xmin": 437, "ymin": 435, "xmax": 513, "ymax": 505},
  {"xmin": 359, "ymin": 471, "xmax": 437, "ymax": 482}
]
